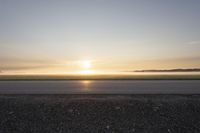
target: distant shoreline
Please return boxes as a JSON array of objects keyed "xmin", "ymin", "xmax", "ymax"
[{"xmin": 134, "ymin": 68, "xmax": 200, "ymax": 72}]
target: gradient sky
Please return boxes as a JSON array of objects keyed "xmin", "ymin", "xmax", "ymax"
[{"xmin": 0, "ymin": 0, "xmax": 200, "ymax": 74}]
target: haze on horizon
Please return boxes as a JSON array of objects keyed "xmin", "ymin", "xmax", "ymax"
[{"xmin": 0, "ymin": 0, "xmax": 200, "ymax": 75}]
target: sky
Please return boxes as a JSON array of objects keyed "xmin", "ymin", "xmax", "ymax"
[{"xmin": 0, "ymin": 0, "xmax": 200, "ymax": 74}]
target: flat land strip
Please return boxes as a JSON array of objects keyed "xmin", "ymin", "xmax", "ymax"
[{"xmin": 0, "ymin": 74, "xmax": 200, "ymax": 80}]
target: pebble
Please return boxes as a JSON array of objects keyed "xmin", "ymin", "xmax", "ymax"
[
  {"xmin": 115, "ymin": 106, "xmax": 121, "ymax": 110},
  {"xmin": 68, "ymin": 109, "xmax": 73, "ymax": 113},
  {"xmin": 8, "ymin": 111, "xmax": 14, "ymax": 115},
  {"xmin": 132, "ymin": 128, "xmax": 135, "ymax": 132},
  {"xmin": 106, "ymin": 125, "xmax": 110, "ymax": 129},
  {"xmin": 153, "ymin": 106, "xmax": 160, "ymax": 111}
]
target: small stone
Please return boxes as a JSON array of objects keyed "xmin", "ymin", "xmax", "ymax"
[
  {"xmin": 106, "ymin": 125, "xmax": 110, "ymax": 129},
  {"xmin": 68, "ymin": 109, "xmax": 73, "ymax": 113},
  {"xmin": 8, "ymin": 111, "xmax": 14, "ymax": 115},
  {"xmin": 167, "ymin": 129, "xmax": 171, "ymax": 132},
  {"xmin": 153, "ymin": 106, "xmax": 159, "ymax": 111},
  {"xmin": 115, "ymin": 106, "xmax": 121, "ymax": 110}
]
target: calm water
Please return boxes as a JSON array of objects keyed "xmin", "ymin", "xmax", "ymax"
[{"xmin": 0, "ymin": 80, "xmax": 200, "ymax": 94}]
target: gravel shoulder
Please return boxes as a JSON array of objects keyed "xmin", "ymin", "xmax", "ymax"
[{"xmin": 0, "ymin": 95, "xmax": 200, "ymax": 133}]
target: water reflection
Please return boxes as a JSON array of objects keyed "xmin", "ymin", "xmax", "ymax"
[{"xmin": 81, "ymin": 80, "xmax": 92, "ymax": 91}]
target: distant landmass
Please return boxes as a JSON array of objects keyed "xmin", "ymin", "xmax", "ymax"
[{"xmin": 134, "ymin": 68, "xmax": 200, "ymax": 72}]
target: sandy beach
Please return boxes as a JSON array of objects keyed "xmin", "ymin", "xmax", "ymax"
[{"xmin": 0, "ymin": 95, "xmax": 200, "ymax": 133}]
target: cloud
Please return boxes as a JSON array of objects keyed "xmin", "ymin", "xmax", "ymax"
[
  {"xmin": 0, "ymin": 56, "xmax": 65, "ymax": 71},
  {"xmin": 188, "ymin": 41, "xmax": 200, "ymax": 45},
  {"xmin": 0, "ymin": 65, "xmax": 52, "ymax": 71}
]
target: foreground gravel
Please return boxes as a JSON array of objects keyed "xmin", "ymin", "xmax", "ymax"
[{"xmin": 0, "ymin": 95, "xmax": 200, "ymax": 133}]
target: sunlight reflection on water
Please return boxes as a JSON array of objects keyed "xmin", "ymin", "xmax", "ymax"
[{"xmin": 81, "ymin": 80, "xmax": 92, "ymax": 91}]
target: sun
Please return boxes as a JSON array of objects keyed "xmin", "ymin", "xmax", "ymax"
[
  {"xmin": 82, "ymin": 60, "xmax": 91, "ymax": 69},
  {"xmin": 79, "ymin": 60, "xmax": 95, "ymax": 75}
]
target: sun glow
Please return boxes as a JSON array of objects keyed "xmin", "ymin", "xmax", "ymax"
[
  {"xmin": 79, "ymin": 60, "xmax": 95, "ymax": 75},
  {"xmin": 82, "ymin": 60, "xmax": 91, "ymax": 69},
  {"xmin": 80, "ymin": 70, "xmax": 95, "ymax": 75}
]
